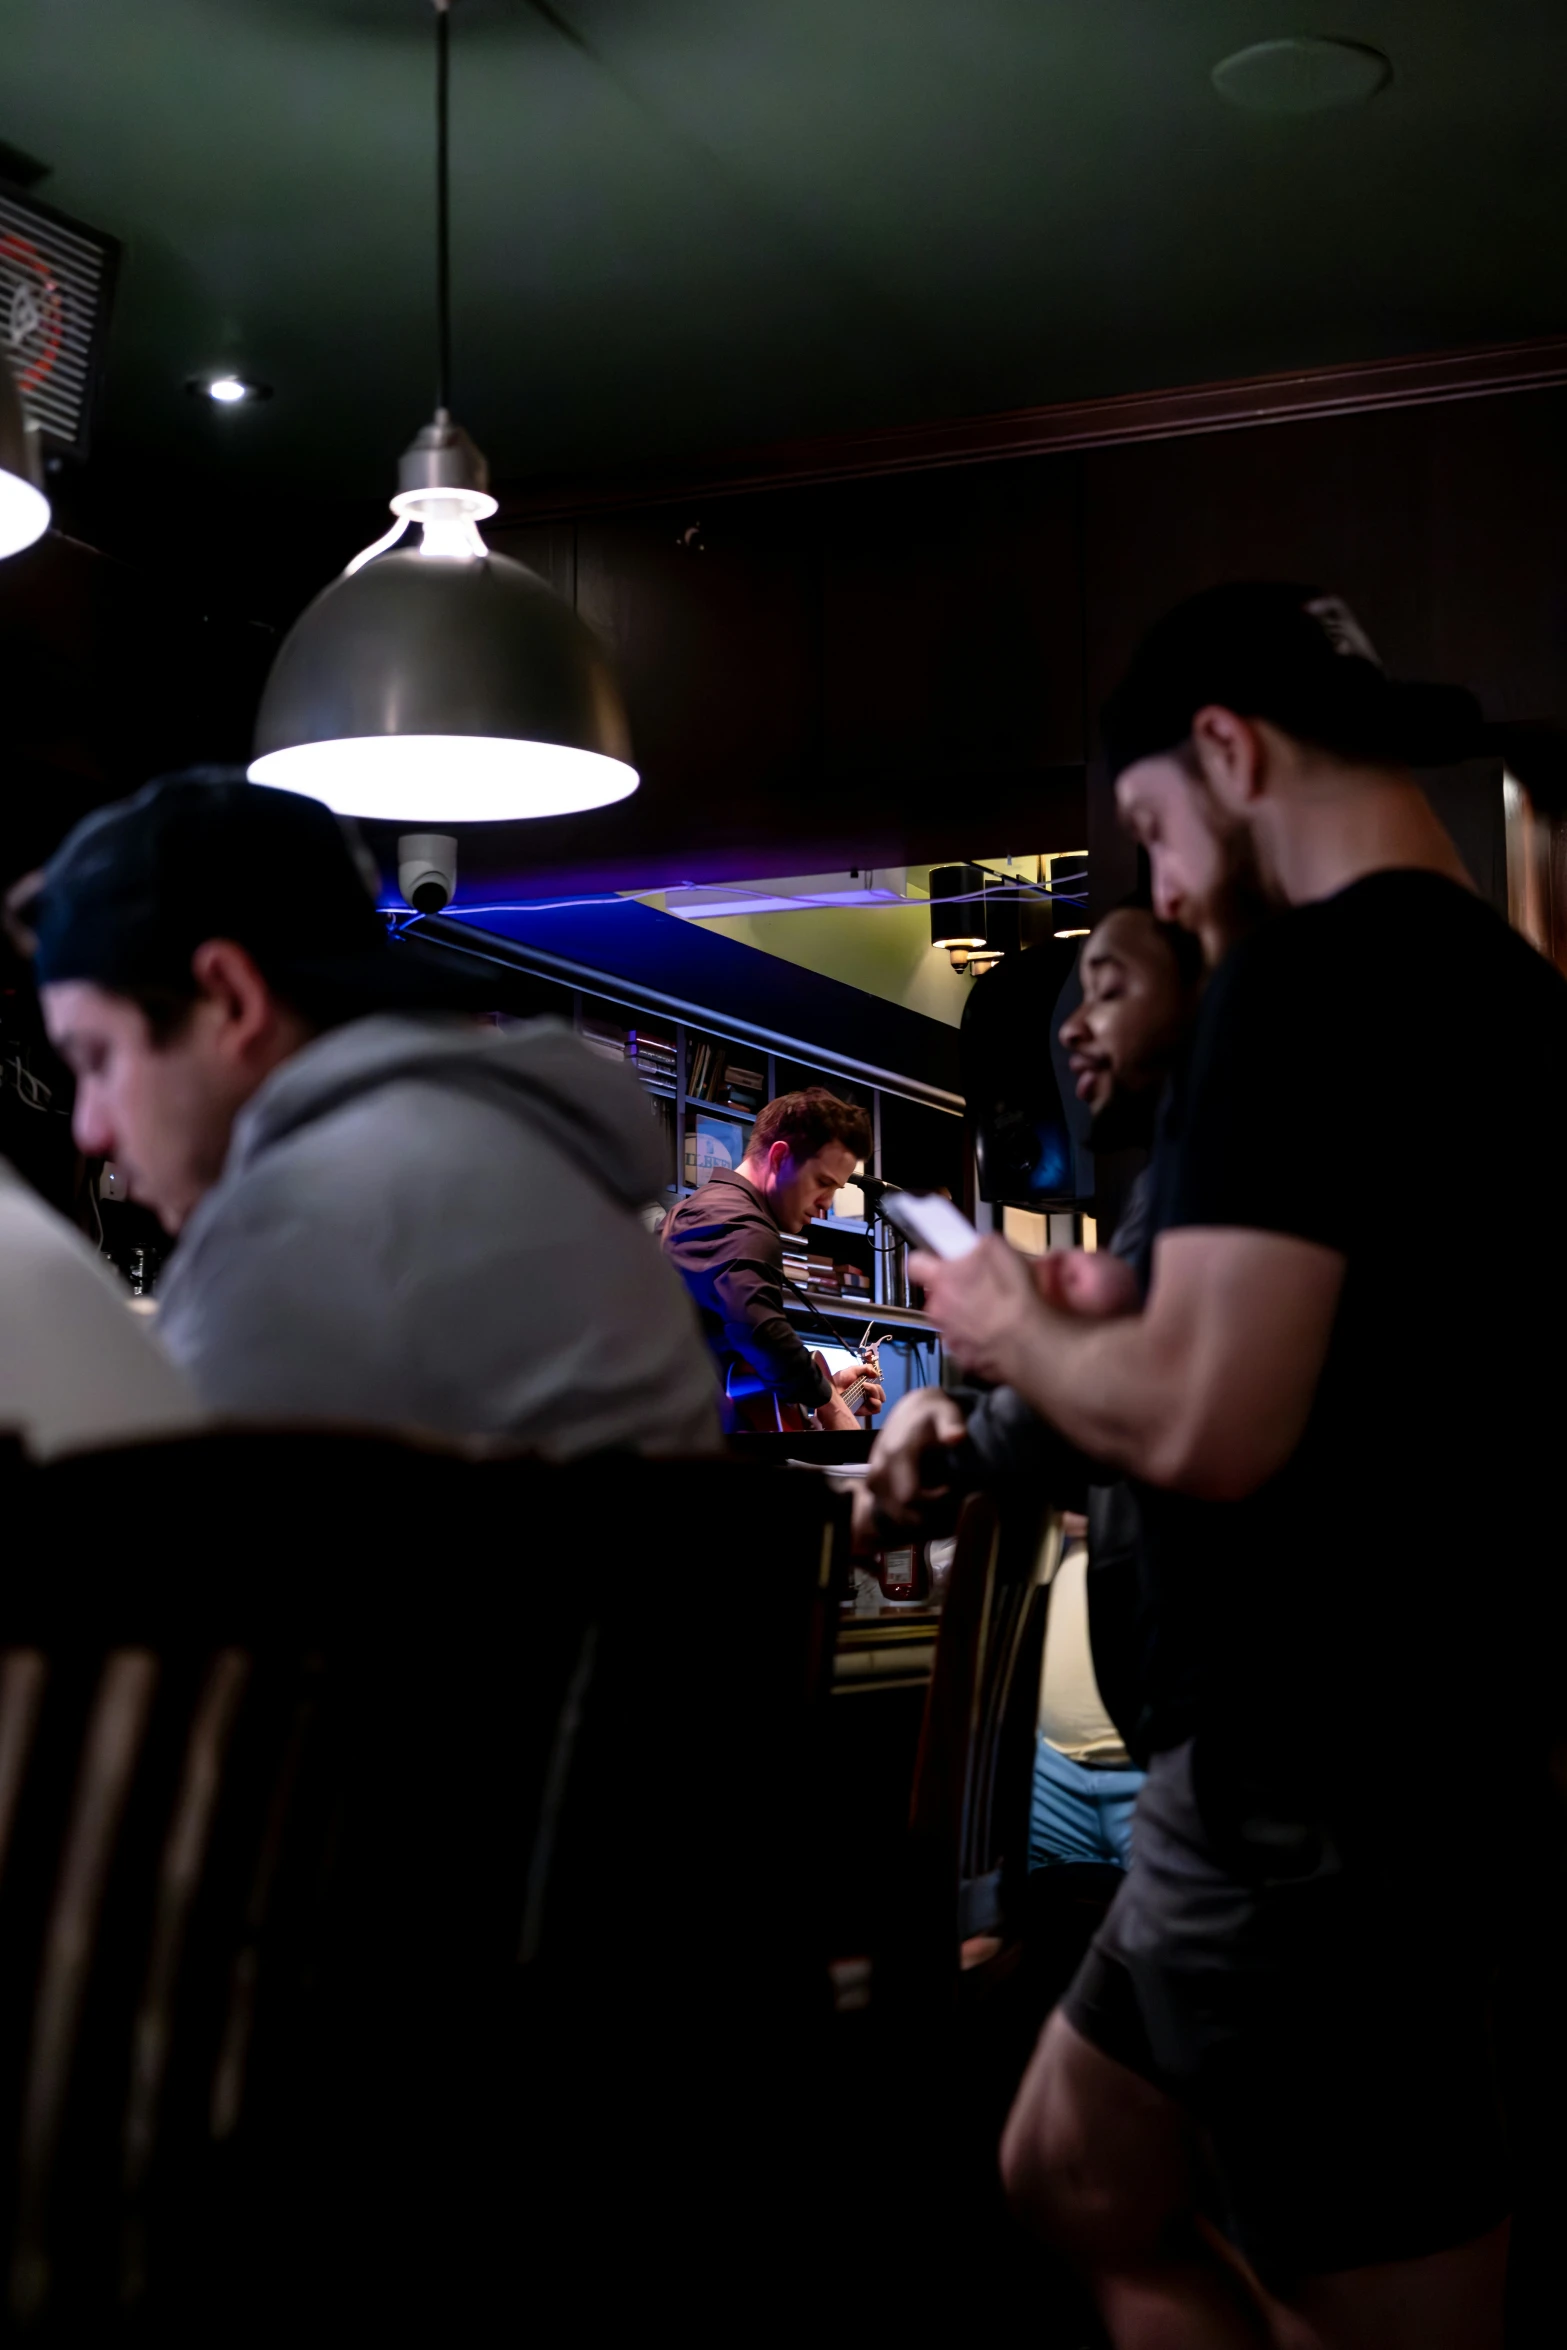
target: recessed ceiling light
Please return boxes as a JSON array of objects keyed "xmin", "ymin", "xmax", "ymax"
[
  {"xmin": 1212, "ymin": 37, "xmax": 1391, "ymax": 115},
  {"xmin": 187, "ymin": 374, "xmax": 272, "ymax": 405}
]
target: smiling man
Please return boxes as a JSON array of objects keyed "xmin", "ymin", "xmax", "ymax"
[
  {"xmin": 915, "ymin": 585, "xmax": 1567, "ymax": 2350},
  {"xmin": 1059, "ymin": 896, "xmax": 1207, "ymax": 1190},
  {"xmin": 863, "ymin": 896, "xmax": 1204, "ymax": 1875}
]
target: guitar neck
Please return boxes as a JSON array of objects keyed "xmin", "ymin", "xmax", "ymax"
[{"xmin": 814, "ymin": 1344, "xmax": 876, "ymax": 1424}]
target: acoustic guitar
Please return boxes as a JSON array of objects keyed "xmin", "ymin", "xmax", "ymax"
[{"xmin": 728, "ymin": 1346, "xmax": 880, "ymax": 1436}]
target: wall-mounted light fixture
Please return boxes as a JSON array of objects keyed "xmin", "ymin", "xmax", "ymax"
[
  {"xmin": 968, "ymin": 876, "xmax": 1023, "ymax": 976},
  {"xmin": 1043, "ymin": 849, "xmax": 1090, "ymax": 937},
  {"xmin": 931, "ymin": 863, "xmax": 1029, "ymax": 976}
]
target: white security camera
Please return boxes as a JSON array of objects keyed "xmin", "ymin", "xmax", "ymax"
[{"xmin": 397, "ymin": 833, "xmax": 458, "ymax": 914}]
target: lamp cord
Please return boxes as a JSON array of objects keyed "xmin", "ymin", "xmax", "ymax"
[{"xmin": 434, "ymin": 0, "xmax": 452, "ymax": 419}]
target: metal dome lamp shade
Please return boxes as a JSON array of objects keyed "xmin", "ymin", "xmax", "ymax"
[
  {"xmin": 0, "ymin": 346, "xmax": 49, "ymax": 561},
  {"xmin": 249, "ymin": 0, "xmax": 635, "ymax": 824}
]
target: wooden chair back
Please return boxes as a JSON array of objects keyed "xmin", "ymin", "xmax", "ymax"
[
  {"xmin": 0, "ymin": 1428, "xmax": 847, "ymax": 2337},
  {"xmin": 899, "ymin": 1486, "xmax": 1057, "ymax": 2000}
]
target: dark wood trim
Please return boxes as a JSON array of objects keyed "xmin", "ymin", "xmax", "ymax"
[{"xmin": 497, "ymin": 335, "xmax": 1567, "ymax": 523}]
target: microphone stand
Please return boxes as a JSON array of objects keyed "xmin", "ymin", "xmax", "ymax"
[{"xmin": 860, "ymin": 1177, "xmax": 908, "ymax": 1311}]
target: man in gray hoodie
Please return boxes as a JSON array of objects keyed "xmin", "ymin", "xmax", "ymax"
[{"xmin": 13, "ymin": 775, "xmax": 719, "ymax": 1457}]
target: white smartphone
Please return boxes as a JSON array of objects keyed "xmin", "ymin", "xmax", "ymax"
[{"xmin": 879, "ymin": 1189, "xmax": 982, "ymax": 1261}]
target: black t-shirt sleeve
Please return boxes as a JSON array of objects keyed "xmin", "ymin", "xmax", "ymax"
[{"xmin": 1164, "ymin": 923, "xmax": 1352, "ymax": 1256}]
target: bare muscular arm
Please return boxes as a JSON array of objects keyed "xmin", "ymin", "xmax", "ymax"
[{"xmin": 909, "ymin": 1226, "xmax": 1344, "ymax": 1501}]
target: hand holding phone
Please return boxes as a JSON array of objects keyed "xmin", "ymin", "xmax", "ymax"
[
  {"xmin": 879, "ymin": 1190, "xmax": 981, "ymax": 1261},
  {"xmin": 901, "ymin": 1224, "xmax": 1043, "ymax": 1388}
]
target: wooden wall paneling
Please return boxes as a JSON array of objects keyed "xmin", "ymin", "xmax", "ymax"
[
  {"xmin": 473, "ymin": 373, "xmax": 1566, "ymax": 902},
  {"xmin": 498, "ymin": 337, "xmax": 1567, "ymax": 523},
  {"xmin": 1078, "ymin": 394, "xmax": 1567, "ymax": 916},
  {"xmin": 573, "ymin": 489, "xmax": 822, "ymax": 866},
  {"xmin": 0, "ymin": 533, "xmax": 271, "ymax": 871},
  {"xmin": 487, "ymin": 518, "xmax": 577, "ymax": 606},
  {"xmin": 1418, "ymin": 387, "xmax": 1567, "ymax": 729},
  {"xmin": 1418, "ymin": 763, "xmax": 1507, "ymax": 911},
  {"xmin": 818, "ymin": 456, "xmax": 1085, "ymax": 839}
]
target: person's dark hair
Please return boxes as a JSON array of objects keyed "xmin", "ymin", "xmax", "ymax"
[
  {"xmin": 1110, "ymin": 889, "xmax": 1207, "ymax": 994},
  {"xmin": 750, "ymin": 1087, "xmax": 871, "ymax": 1166},
  {"xmin": 4, "ymin": 864, "xmax": 369, "ymax": 1043},
  {"xmin": 10, "ymin": 771, "xmax": 491, "ymax": 1034},
  {"xmin": 122, "ymin": 968, "xmax": 374, "ymax": 1044}
]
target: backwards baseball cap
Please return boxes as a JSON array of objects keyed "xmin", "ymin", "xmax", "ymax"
[
  {"xmin": 1101, "ymin": 581, "xmax": 1499, "ymax": 784},
  {"xmin": 15, "ymin": 770, "xmax": 472, "ymax": 1011}
]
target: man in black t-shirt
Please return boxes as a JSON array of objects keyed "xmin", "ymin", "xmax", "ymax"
[{"xmin": 913, "ymin": 585, "xmax": 1567, "ymax": 2347}]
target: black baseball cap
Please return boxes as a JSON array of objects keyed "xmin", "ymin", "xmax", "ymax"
[
  {"xmin": 18, "ymin": 770, "xmax": 473, "ymax": 1011},
  {"xmin": 1100, "ymin": 582, "xmax": 1493, "ymax": 782}
]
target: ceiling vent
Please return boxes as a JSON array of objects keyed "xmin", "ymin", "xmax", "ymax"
[
  {"xmin": 0, "ymin": 186, "xmax": 118, "ymax": 456},
  {"xmin": 1211, "ymin": 37, "xmax": 1392, "ymax": 115}
]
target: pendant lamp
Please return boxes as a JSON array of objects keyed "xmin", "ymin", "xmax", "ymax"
[
  {"xmin": 0, "ymin": 348, "xmax": 49, "ymax": 561},
  {"xmin": 249, "ymin": 0, "xmax": 636, "ymax": 824},
  {"xmin": 929, "ymin": 863, "xmax": 987, "ymax": 972}
]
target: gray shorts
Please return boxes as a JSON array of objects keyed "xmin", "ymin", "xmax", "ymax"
[{"xmin": 1062, "ymin": 1739, "xmax": 1510, "ymax": 2288}]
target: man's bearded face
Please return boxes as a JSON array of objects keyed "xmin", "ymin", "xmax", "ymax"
[{"xmin": 1115, "ymin": 750, "xmax": 1271, "ymax": 957}]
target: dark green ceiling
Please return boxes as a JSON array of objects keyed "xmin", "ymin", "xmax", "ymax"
[{"xmin": 8, "ymin": 0, "xmax": 1567, "ymax": 497}]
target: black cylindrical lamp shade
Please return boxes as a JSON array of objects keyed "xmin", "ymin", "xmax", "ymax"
[
  {"xmin": 929, "ymin": 863, "xmax": 987, "ymax": 951},
  {"xmin": 980, "ymin": 879, "xmax": 1023, "ymax": 959}
]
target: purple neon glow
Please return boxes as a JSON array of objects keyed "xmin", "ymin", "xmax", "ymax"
[{"xmin": 378, "ymin": 880, "xmax": 1088, "ymax": 919}]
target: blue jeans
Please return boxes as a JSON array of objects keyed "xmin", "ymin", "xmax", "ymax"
[{"xmin": 1029, "ymin": 1733, "xmax": 1144, "ymax": 1871}]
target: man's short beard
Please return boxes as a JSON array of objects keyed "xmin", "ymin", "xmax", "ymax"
[
  {"xmin": 1203, "ymin": 860, "xmax": 1272, "ymax": 956},
  {"xmin": 1183, "ymin": 761, "xmax": 1273, "ymax": 949}
]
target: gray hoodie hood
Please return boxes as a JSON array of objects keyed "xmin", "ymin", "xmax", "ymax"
[
  {"xmin": 228, "ymin": 1012, "xmax": 667, "ymax": 1206},
  {"xmin": 159, "ymin": 1007, "xmax": 718, "ymax": 1455}
]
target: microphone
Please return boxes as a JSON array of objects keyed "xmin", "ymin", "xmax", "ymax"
[{"xmin": 859, "ymin": 1175, "xmax": 900, "ymax": 1221}]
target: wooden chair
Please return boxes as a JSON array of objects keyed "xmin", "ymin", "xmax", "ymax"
[
  {"xmin": 0, "ymin": 1428, "xmax": 848, "ymax": 2338},
  {"xmin": 895, "ymin": 1485, "xmax": 1058, "ymax": 2009}
]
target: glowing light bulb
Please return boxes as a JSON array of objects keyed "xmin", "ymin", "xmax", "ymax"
[
  {"xmin": 187, "ymin": 375, "xmax": 271, "ymax": 405},
  {"xmin": 0, "ymin": 467, "xmax": 49, "ymax": 560}
]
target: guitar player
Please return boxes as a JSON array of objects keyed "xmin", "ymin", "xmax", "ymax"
[{"xmin": 661, "ymin": 1088, "xmax": 886, "ymax": 1434}]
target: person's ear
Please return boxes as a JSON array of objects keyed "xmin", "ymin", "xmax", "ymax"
[
  {"xmin": 189, "ymin": 937, "xmax": 276, "ymax": 1057},
  {"xmin": 768, "ymin": 1139, "xmax": 792, "ymax": 1180},
  {"xmin": 1189, "ymin": 705, "xmax": 1265, "ymax": 813}
]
